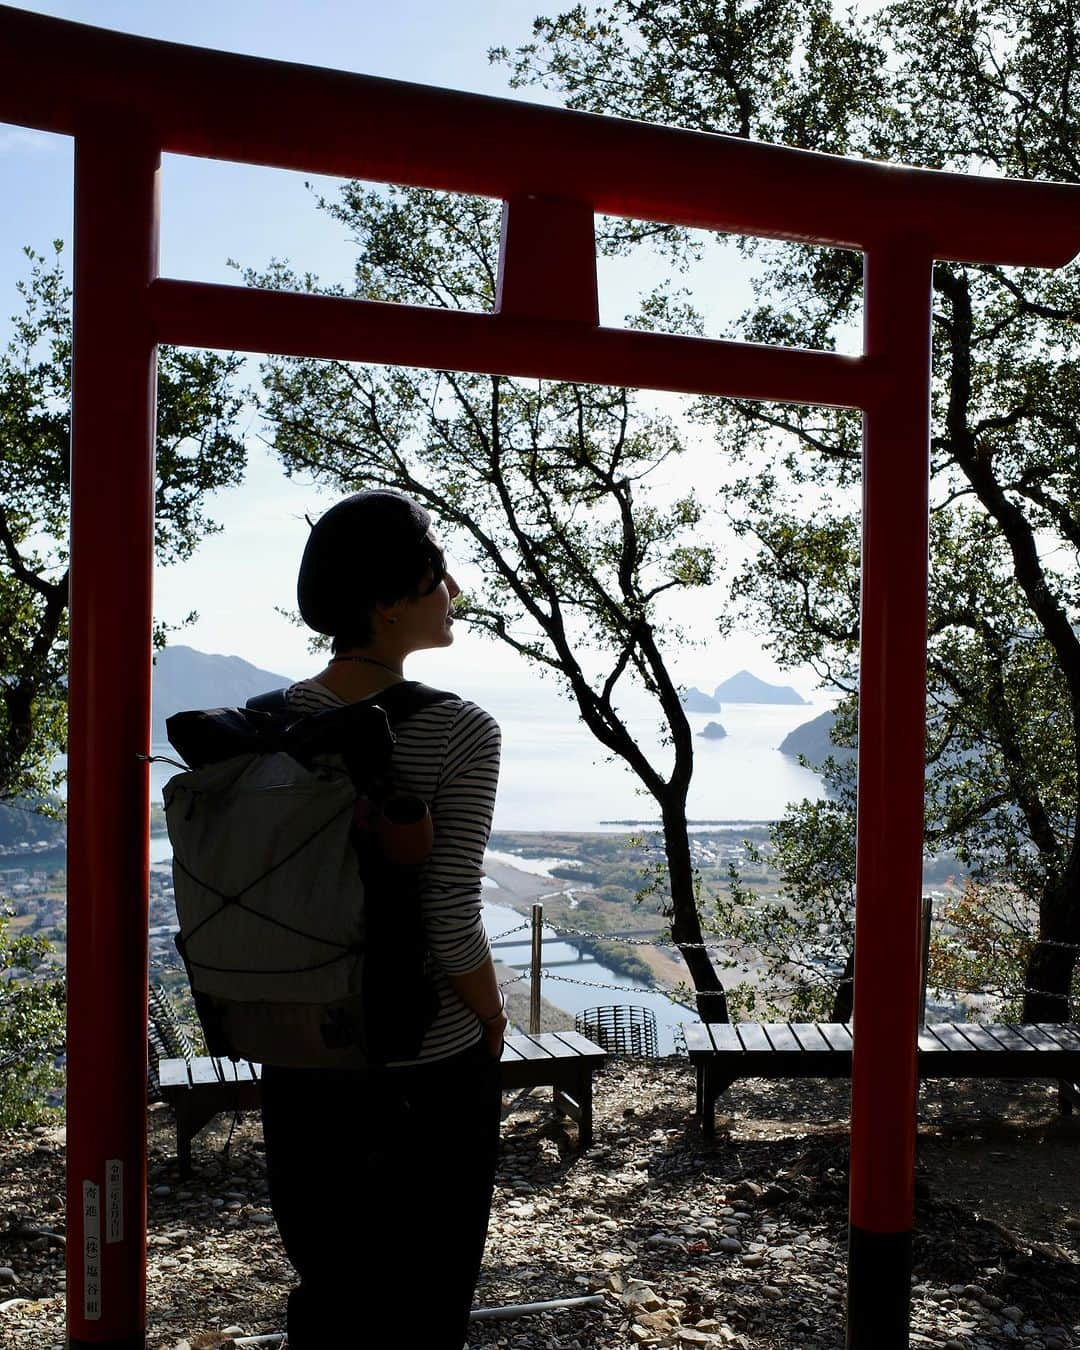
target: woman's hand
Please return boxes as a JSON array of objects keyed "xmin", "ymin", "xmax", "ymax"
[
  {"xmin": 484, "ymin": 1010, "xmax": 508, "ymax": 1061},
  {"xmin": 447, "ymin": 961, "xmax": 508, "ymax": 1059}
]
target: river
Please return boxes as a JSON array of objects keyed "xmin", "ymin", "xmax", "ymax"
[{"xmin": 12, "ymin": 834, "xmax": 692, "ymax": 1056}]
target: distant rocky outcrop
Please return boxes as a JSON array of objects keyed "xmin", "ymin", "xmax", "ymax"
[
  {"xmin": 714, "ymin": 670, "xmax": 808, "ymax": 705},
  {"xmin": 698, "ymin": 721, "xmax": 728, "ymax": 741},
  {"xmin": 680, "ymin": 686, "xmax": 722, "ymax": 713},
  {"xmin": 778, "ymin": 708, "xmax": 855, "ymax": 767},
  {"xmin": 151, "ymin": 645, "xmax": 292, "ymax": 743}
]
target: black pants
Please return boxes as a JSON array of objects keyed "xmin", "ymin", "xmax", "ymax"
[{"xmin": 260, "ymin": 1039, "xmax": 502, "ymax": 1349}]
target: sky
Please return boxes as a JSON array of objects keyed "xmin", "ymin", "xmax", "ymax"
[{"xmin": 0, "ymin": 0, "xmax": 864, "ymax": 697}]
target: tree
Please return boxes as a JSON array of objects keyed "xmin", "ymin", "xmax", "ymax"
[
  {"xmin": 499, "ymin": 0, "xmax": 1080, "ymax": 1022},
  {"xmin": 0, "ymin": 243, "xmax": 248, "ymax": 804},
  {"xmin": 717, "ymin": 791, "xmax": 857, "ymax": 1022},
  {"xmin": 0, "ymin": 243, "xmax": 247, "ymax": 1117},
  {"xmin": 0, "ymin": 906, "xmax": 65, "ymax": 1127},
  {"xmin": 244, "ymin": 184, "xmax": 729, "ymax": 1018}
]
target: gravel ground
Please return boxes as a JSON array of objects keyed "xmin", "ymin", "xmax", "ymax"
[{"xmin": 1, "ymin": 1060, "xmax": 1078, "ymax": 1348}]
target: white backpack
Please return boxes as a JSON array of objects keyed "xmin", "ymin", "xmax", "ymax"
[{"xmin": 162, "ymin": 683, "xmax": 452, "ymax": 1069}]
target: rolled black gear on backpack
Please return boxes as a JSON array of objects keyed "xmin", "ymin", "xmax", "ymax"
[{"xmin": 163, "ymin": 681, "xmax": 456, "ymax": 1070}]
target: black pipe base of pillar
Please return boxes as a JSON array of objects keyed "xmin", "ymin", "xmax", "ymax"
[
  {"xmin": 847, "ymin": 1224, "xmax": 912, "ymax": 1349},
  {"xmin": 69, "ymin": 1337, "xmax": 145, "ymax": 1348}
]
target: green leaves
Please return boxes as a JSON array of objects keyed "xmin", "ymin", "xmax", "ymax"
[
  {"xmin": 498, "ymin": 0, "xmax": 871, "ymax": 145},
  {"xmin": 714, "ymin": 798, "xmax": 856, "ymax": 1021},
  {"xmin": 0, "ymin": 244, "xmax": 247, "ymax": 803},
  {"xmin": 0, "ymin": 906, "xmax": 64, "ymax": 1128}
]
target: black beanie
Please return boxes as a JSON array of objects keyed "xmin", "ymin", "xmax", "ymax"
[{"xmin": 297, "ymin": 490, "xmax": 433, "ymax": 636}]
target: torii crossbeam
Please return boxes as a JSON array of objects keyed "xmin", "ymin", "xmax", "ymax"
[{"xmin": 0, "ymin": 7, "xmax": 1076, "ymax": 1348}]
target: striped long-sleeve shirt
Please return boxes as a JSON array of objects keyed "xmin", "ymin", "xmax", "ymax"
[{"xmin": 285, "ymin": 677, "xmax": 501, "ymax": 1065}]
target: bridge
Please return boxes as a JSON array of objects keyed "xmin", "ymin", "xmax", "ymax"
[{"xmin": 488, "ymin": 925, "xmax": 672, "ymax": 968}]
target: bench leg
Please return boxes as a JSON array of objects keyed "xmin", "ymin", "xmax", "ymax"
[
  {"xmin": 575, "ymin": 1070, "xmax": 594, "ymax": 1149},
  {"xmin": 171, "ymin": 1100, "xmax": 223, "ymax": 1179},
  {"xmin": 552, "ymin": 1071, "xmax": 594, "ymax": 1150},
  {"xmin": 174, "ymin": 1104, "xmax": 194, "ymax": 1181},
  {"xmin": 695, "ymin": 1065, "xmax": 718, "ymax": 1138},
  {"xmin": 697, "ymin": 1066, "xmax": 734, "ymax": 1140},
  {"xmin": 178, "ymin": 1134, "xmax": 193, "ymax": 1181},
  {"xmin": 701, "ymin": 1066, "xmax": 716, "ymax": 1140}
]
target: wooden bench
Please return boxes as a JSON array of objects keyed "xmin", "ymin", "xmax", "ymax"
[
  {"xmin": 499, "ymin": 1030, "xmax": 606, "ymax": 1148},
  {"xmin": 148, "ymin": 982, "xmax": 267, "ymax": 1179},
  {"xmin": 157, "ymin": 1029, "xmax": 606, "ymax": 1176},
  {"xmin": 157, "ymin": 1053, "xmax": 262, "ymax": 1178},
  {"xmin": 684, "ymin": 1020, "xmax": 1080, "ymax": 1138}
]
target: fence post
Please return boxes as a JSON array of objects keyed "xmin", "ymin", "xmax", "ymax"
[{"xmin": 530, "ymin": 903, "xmax": 543, "ymax": 1034}]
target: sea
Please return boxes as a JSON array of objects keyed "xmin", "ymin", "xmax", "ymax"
[{"xmin": 145, "ymin": 681, "xmax": 834, "ymax": 833}]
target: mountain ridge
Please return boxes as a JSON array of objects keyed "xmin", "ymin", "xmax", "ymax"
[{"xmin": 151, "ymin": 645, "xmax": 292, "ymax": 743}]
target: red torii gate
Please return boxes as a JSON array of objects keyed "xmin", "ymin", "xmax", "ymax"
[{"xmin": 0, "ymin": 6, "xmax": 1076, "ymax": 1347}]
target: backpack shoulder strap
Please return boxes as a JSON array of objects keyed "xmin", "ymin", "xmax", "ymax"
[
  {"xmin": 243, "ymin": 681, "xmax": 456, "ymax": 722},
  {"xmin": 245, "ymin": 686, "xmax": 291, "ymax": 714},
  {"xmin": 370, "ymin": 680, "xmax": 459, "ymax": 727}
]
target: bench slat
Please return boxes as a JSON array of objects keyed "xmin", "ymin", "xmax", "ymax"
[
  {"xmin": 983, "ymin": 1024, "xmax": 1039, "ymax": 1052},
  {"xmin": 158, "ymin": 1060, "xmax": 195, "ymax": 1089},
  {"xmin": 736, "ymin": 1023, "xmax": 772, "ymax": 1053},
  {"xmin": 537, "ymin": 1032, "xmax": 603, "ymax": 1064},
  {"xmin": 158, "ymin": 1056, "xmax": 261, "ymax": 1087},
  {"xmin": 190, "ymin": 1059, "xmax": 230, "ymax": 1085},
  {"xmin": 546, "ymin": 1029, "xmax": 609, "ymax": 1061},
  {"xmin": 763, "ymin": 1023, "xmax": 802, "ymax": 1053},
  {"xmin": 683, "ymin": 1023, "xmax": 714, "ymax": 1055},
  {"xmin": 790, "ymin": 1023, "xmax": 833, "ymax": 1052},
  {"xmin": 817, "ymin": 1023, "xmax": 853, "ymax": 1052},
  {"xmin": 926, "ymin": 1023, "xmax": 974, "ymax": 1053},
  {"xmin": 1037, "ymin": 1023, "xmax": 1080, "ymax": 1052},
  {"xmin": 949, "ymin": 1023, "xmax": 1003, "ymax": 1053},
  {"xmin": 212, "ymin": 1059, "xmax": 260, "ymax": 1082},
  {"xmin": 684, "ymin": 1019, "xmax": 1080, "ymax": 1067},
  {"xmin": 507, "ymin": 1034, "xmax": 557, "ymax": 1062},
  {"xmin": 707, "ymin": 1023, "xmax": 743, "ymax": 1054},
  {"xmin": 1009, "ymin": 1023, "xmax": 1066, "ymax": 1052}
]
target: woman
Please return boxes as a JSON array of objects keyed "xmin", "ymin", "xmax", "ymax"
[{"xmin": 258, "ymin": 488, "xmax": 506, "ymax": 1349}]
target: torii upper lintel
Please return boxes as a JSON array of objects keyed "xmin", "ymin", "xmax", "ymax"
[{"xmin": 0, "ymin": 3, "xmax": 1076, "ymax": 267}]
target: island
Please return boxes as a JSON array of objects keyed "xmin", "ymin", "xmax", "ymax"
[
  {"xmin": 680, "ymin": 686, "xmax": 721, "ymax": 712},
  {"xmin": 698, "ymin": 721, "xmax": 728, "ymax": 740},
  {"xmin": 713, "ymin": 670, "xmax": 808, "ymax": 705}
]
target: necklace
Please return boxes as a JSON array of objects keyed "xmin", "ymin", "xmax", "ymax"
[{"xmin": 329, "ymin": 654, "xmax": 405, "ymax": 680}]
